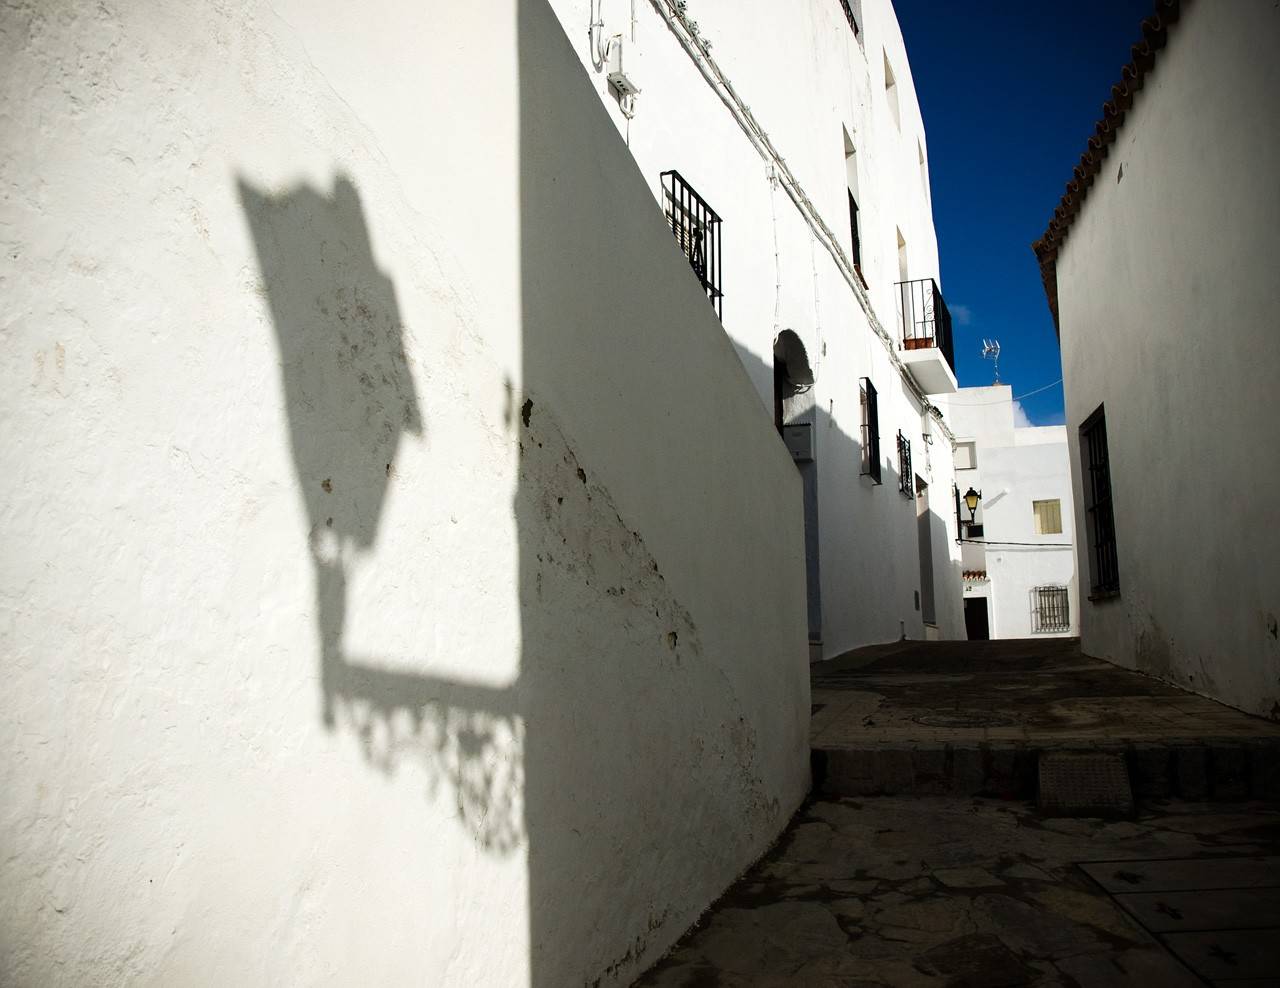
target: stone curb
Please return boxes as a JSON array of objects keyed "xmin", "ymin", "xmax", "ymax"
[{"xmin": 812, "ymin": 738, "xmax": 1280, "ymax": 802}]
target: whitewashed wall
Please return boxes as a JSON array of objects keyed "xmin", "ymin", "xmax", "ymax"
[
  {"xmin": 978, "ymin": 432, "xmax": 1079, "ymax": 639},
  {"xmin": 1055, "ymin": 0, "xmax": 1280, "ymax": 718},
  {"xmin": 0, "ymin": 1, "xmax": 811, "ymax": 985},
  {"xmin": 940, "ymin": 388, "xmax": 1079, "ymax": 639},
  {"xmin": 548, "ymin": 0, "xmax": 964, "ymax": 653}
]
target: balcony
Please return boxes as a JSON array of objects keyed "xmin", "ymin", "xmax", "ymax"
[{"xmin": 895, "ymin": 277, "xmax": 957, "ymax": 394}]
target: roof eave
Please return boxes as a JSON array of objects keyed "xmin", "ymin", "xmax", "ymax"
[{"xmin": 1031, "ymin": 0, "xmax": 1187, "ymax": 340}]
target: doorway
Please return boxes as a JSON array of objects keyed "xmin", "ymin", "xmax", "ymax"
[
  {"xmin": 773, "ymin": 331, "xmax": 821, "ymax": 649},
  {"xmin": 915, "ymin": 475, "xmax": 935, "ymax": 628},
  {"xmin": 964, "ymin": 597, "xmax": 990, "ymax": 640}
]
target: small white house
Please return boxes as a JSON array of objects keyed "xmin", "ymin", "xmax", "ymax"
[
  {"xmin": 1033, "ymin": 0, "xmax": 1280, "ymax": 718},
  {"xmin": 937, "ymin": 386, "xmax": 1080, "ymax": 640}
]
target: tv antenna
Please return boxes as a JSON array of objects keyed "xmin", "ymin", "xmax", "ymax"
[{"xmin": 981, "ymin": 339, "xmax": 1001, "ymax": 384}]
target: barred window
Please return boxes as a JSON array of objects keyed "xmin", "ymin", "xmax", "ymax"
[
  {"xmin": 897, "ymin": 431, "xmax": 912, "ymax": 498},
  {"xmin": 660, "ymin": 170, "xmax": 723, "ymax": 319},
  {"xmin": 1033, "ymin": 586, "xmax": 1070, "ymax": 633},
  {"xmin": 1080, "ymin": 405, "xmax": 1120, "ymax": 596}
]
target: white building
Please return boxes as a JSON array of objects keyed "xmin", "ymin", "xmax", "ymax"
[
  {"xmin": 1033, "ymin": 0, "xmax": 1280, "ymax": 717},
  {"xmin": 1, "ymin": 1, "xmax": 963, "ymax": 985},
  {"xmin": 550, "ymin": 0, "xmax": 966, "ymax": 655},
  {"xmin": 937, "ymin": 386, "xmax": 1079, "ymax": 640}
]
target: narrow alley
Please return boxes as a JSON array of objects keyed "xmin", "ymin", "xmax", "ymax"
[{"xmin": 5, "ymin": 1, "xmax": 1278, "ymax": 984}]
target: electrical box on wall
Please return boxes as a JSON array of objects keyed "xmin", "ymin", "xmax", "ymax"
[
  {"xmin": 607, "ymin": 39, "xmax": 640, "ymax": 97},
  {"xmin": 782, "ymin": 423, "xmax": 814, "ymax": 463}
]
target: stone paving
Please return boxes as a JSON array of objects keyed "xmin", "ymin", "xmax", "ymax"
[
  {"xmin": 811, "ymin": 639, "xmax": 1280, "ymax": 799},
  {"xmin": 812, "ymin": 638, "xmax": 1280, "ymax": 748},
  {"xmin": 635, "ymin": 796, "xmax": 1280, "ymax": 987},
  {"xmin": 634, "ymin": 640, "xmax": 1280, "ymax": 986}
]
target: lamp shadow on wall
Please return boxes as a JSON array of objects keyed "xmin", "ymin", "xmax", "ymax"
[{"xmin": 238, "ymin": 175, "xmax": 524, "ymax": 855}]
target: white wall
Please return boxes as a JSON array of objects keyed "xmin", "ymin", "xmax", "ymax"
[
  {"xmin": 939, "ymin": 388, "xmax": 1079, "ymax": 639},
  {"xmin": 979, "ymin": 436, "xmax": 1079, "ymax": 638},
  {"xmin": 548, "ymin": 0, "xmax": 964, "ymax": 653},
  {"xmin": 0, "ymin": 2, "xmax": 810, "ymax": 985},
  {"xmin": 1054, "ymin": 0, "xmax": 1280, "ymax": 717}
]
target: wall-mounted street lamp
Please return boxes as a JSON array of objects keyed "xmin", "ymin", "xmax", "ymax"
[{"xmin": 962, "ymin": 486, "xmax": 982, "ymax": 523}]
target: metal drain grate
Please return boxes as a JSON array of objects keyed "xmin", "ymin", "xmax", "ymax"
[{"xmin": 1039, "ymin": 751, "xmax": 1133, "ymax": 818}]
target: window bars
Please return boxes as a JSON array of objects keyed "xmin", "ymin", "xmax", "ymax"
[
  {"xmin": 1081, "ymin": 405, "xmax": 1120, "ymax": 596},
  {"xmin": 660, "ymin": 170, "xmax": 723, "ymax": 319},
  {"xmin": 897, "ymin": 430, "xmax": 912, "ymax": 498},
  {"xmin": 860, "ymin": 377, "xmax": 881, "ymax": 483},
  {"xmin": 1033, "ymin": 586, "xmax": 1071, "ymax": 633}
]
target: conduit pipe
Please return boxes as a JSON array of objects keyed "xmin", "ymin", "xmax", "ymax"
[{"xmin": 650, "ymin": 0, "xmax": 956, "ymax": 445}]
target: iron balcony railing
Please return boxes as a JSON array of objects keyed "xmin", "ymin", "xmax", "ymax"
[
  {"xmin": 660, "ymin": 170, "xmax": 723, "ymax": 319},
  {"xmin": 895, "ymin": 277, "xmax": 956, "ymax": 376},
  {"xmin": 838, "ymin": 0, "xmax": 861, "ymax": 39},
  {"xmin": 1033, "ymin": 586, "xmax": 1071, "ymax": 633}
]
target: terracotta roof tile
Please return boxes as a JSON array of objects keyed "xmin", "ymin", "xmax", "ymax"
[{"xmin": 1031, "ymin": 0, "xmax": 1187, "ymax": 335}]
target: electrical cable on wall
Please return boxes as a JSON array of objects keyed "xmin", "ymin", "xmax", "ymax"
[
  {"xmin": 767, "ymin": 165, "xmax": 782, "ymax": 334},
  {"xmin": 958, "ymin": 538, "xmax": 1073, "ymax": 548},
  {"xmin": 943, "ymin": 378, "xmax": 1064, "ymax": 406}
]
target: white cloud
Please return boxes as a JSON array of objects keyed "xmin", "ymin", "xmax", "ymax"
[
  {"xmin": 950, "ymin": 303, "xmax": 972, "ymax": 326},
  {"xmin": 1012, "ymin": 400, "xmax": 1034, "ymax": 429}
]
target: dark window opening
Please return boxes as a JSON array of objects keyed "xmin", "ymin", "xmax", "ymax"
[
  {"xmin": 897, "ymin": 431, "xmax": 912, "ymax": 499},
  {"xmin": 1081, "ymin": 405, "xmax": 1120, "ymax": 597},
  {"xmin": 848, "ymin": 191, "xmax": 864, "ymax": 285},
  {"xmin": 660, "ymin": 170, "xmax": 723, "ymax": 320},
  {"xmin": 860, "ymin": 377, "xmax": 880, "ymax": 483}
]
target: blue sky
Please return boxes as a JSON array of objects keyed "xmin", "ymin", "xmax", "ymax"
[{"xmin": 895, "ymin": 0, "xmax": 1151, "ymax": 425}]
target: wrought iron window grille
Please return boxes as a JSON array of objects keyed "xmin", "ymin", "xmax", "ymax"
[
  {"xmin": 860, "ymin": 377, "xmax": 881, "ymax": 484},
  {"xmin": 660, "ymin": 170, "xmax": 723, "ymax": 319},
  {"xmin": 897, "ymin": 430, "xmax": 912, "ymax": 498},
  {"xmin": 1081, "ymin": 405, "xmax": 1120, "ymax": 596},
  {"xmin": 1033, "ymin": 586, "xmax": 1071, "ymax": 633}
]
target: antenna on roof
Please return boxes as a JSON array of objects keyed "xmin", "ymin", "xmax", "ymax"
[{"xmin": 981, "ymin": 339, "xmax": 1002, "ymax": 384}]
